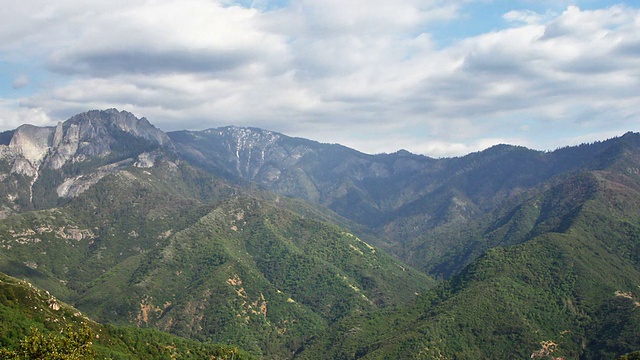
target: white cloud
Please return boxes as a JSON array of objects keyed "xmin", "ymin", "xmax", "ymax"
[
  {"xmin": 503, "ymin": 9, "xmax": 557, "ymax": 25},
  {"xmin": 1, "ymin": 1, "xmax": 639, "ymax": 157},
  {"xmin": 0, "ymin": 100, "xmax": 52, "ymax": 129},
  {"xmin": 12, "ymin": 75, "xmax": 31, "ymax": 89}
]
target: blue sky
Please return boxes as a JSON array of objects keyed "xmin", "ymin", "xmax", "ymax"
[{"xmin": 1, "ymin": 0, "xmax": 639, "ymax": 157}]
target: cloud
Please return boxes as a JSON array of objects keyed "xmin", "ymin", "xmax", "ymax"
[
  {"xmin": 12, "ymin": 75, "xmax": 30, "ymax": 89},
  {"xmin": 48, "ymin": 49, "xmax": 256, "ymax": 76},
  {"xmin": 1, "ymin": 1, "xmax": 639, "ymax": 157},
  {"xmin": 0, "ymin": 101, "xmax": 52, "ymax": 129},
  {"xmin": 503, "ymin": 9, "xmax": 554, "ymax": 25}
]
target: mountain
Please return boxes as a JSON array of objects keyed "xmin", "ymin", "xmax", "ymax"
[
  {"xmin": 296, "ymin": 161, "xmax": 640, "ymax": 359},
  {"xmin": 168, "ymin": 126, "xmax": 439, "ymax": 228},
  {"xmin": 0, "ymin": 185, "xmax": 432, "ymax": 357},
  {"xmin": 0, "ymin": 110, "xmax": 433, "ymax": 358},
  {"xmin": 2, "ymin": 108, "xmax": 640, "ymax": 359},
  {"xmin": 0, "ymin": 109, "xmax": 170, "ymax": 215},
  {"xmin": 169, "ymin": 126, "xmax": 640, "ymax": 278}
]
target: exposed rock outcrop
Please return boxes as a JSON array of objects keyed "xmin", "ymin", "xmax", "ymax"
[
  {"xmin": 0, "ymin": 109, "xmax": 172, "ymax": 205},
  {"xmin": 9, "ymin": 124, "xmax": 56, "ymax": 176}
]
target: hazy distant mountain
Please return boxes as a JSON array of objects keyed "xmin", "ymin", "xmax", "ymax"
[{"xmin": 1, "ymin": 109, "xmax": 640, "ymax": 358}]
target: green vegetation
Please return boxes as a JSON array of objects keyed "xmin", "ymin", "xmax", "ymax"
[
  {"xmin": 1, "ymin": 325, "xmax": 95, "ymax": 360},
  {"xmin": 0, "ymin": 272, "xmax": 251, "ymax": 359},
  {"xmin": 0, "ymin": 158, "xmax": 432, "ymax": 358},
  {"xmin": 2, "ymin": 112, "xmax": 640, "ymax": 359},
  {"xmin": 620, "ymin": 351, "xmax": 640, "ymax": 360},
  {"xmin": 72, "ymin": 195, "xmax": 432, "ymax": 358},
  {"xmin": 298, "ymin": 168, "xmax": 640, "ymax": 359}
]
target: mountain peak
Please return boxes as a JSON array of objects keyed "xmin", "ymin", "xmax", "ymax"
[
  {"xmin": 212, "ymin": 125, "xmax": 282, "ymax": 143},
  {"xmin": 618, "ymin": 131, "xmax": 640, "ymax": 147},
  {"xmin": 0, "ymin": 109, "xmax": 173, "ymax": 189},
  {"xmin": 65, "ymin": 109, "xmax": 170, "ymax": 146}
]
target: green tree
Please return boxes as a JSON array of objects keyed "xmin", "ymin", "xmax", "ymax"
[{"xmin": 0, "ymin": 324, "xmax": 95, "ymax": 360}]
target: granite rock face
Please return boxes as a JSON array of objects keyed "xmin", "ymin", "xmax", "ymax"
[
  {"xmin": 2, "ymin": 109, "xmax": 169, "ymax": 171},
  {"xmin": 0, "ymin": 109, "xmax": 171, "ymax": 208},
  {"xmin": 46, "ymin": 109, "xmax": 170, "ymax": 169},
  {"xmin": 8, "ymin": 124, "xmax": 56, "ymax": 176}
]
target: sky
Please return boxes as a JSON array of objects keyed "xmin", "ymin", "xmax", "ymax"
[{"xmin": 1, "ymin": 0, "xmax": 639, "ymax": 157}]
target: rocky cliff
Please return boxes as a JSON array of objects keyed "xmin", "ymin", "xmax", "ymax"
[{"xmin": 0, "ymin": 109, "xmax": 171, "ymax": 212}]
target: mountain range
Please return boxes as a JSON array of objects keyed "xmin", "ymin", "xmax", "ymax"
[{"xmin": 1, "ymin": 108, "xmax": 639, "ymax": 359}]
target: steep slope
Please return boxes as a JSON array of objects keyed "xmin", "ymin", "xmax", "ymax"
[
  {"xmin": 0, "ymin": 152, "xmax": 234, "ymax": 298},
  {"xmin": 407, "ymin": 171, "xmax": 599, "ymax": 278},
  {"xmin": 296, "ymin": 159, "xmax": 640, "ymax": 359},
  {"xmin": 76, "ymin": 195, "xmax": 431, "ymax": 358}
]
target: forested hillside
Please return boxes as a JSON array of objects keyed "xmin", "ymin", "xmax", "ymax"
[
  {"xmin": 170, "ymin": 127, "xmax": 640, "ymax": 279},
  {"xmin": 0, "ymin": 271, "xmax": 252, "ymax": 359},
  {"xmin": 1, "ymin": 109, "xmax": 639, "ymax": 358},
  {"xmin": 297, "ymin": 153, "xmax": 640, "ymax": 358}
]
